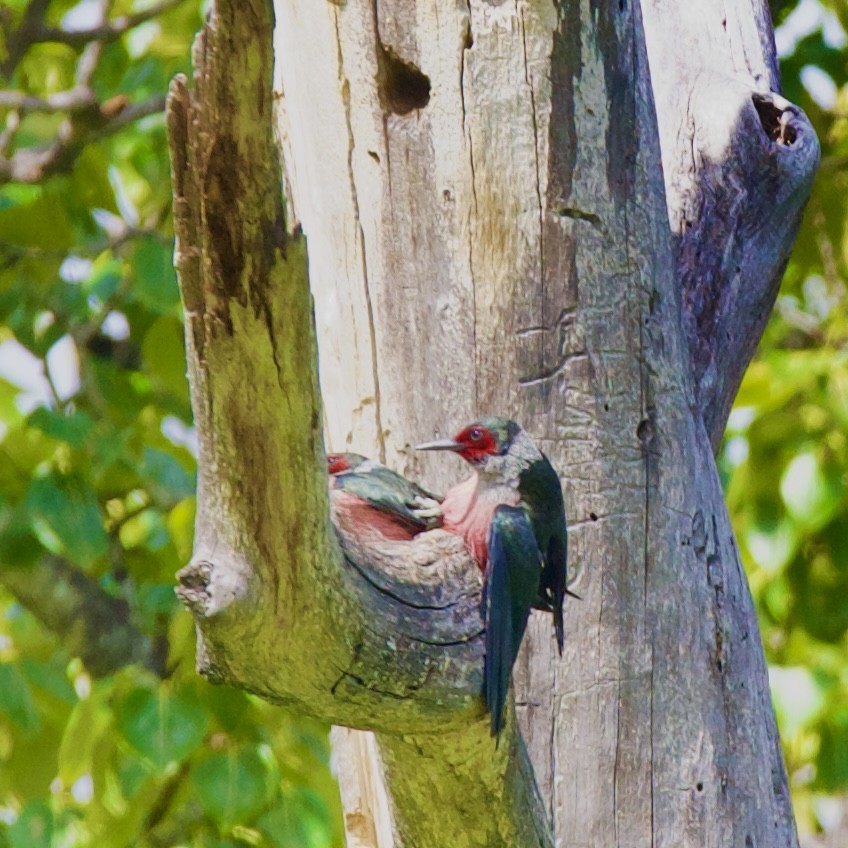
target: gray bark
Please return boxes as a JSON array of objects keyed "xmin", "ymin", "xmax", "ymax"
[
  {"xmin": 641, "ymin": 0, "xmax": 819, "ymax": 450},
  {"xmin": 168, "ymin": 0, "xmax": 818, "ymax": 846}
]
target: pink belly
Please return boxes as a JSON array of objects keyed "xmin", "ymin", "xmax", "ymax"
[{"xmin": 441, "ymin": 477, "xmax": 500, "ymax": 571}]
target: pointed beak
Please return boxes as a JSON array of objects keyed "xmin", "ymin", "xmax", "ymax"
[{"xmin": 415, "ymin": 438, "xmax": 464, "ymax": 452}]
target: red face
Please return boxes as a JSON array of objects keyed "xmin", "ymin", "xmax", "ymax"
[
  {"xmin": 326, "ymin": 454, "xmax": 350, "ymax": 475},
  {"xmin": 453, "ymin": 425, "xmax": 498, "ymax": 465}
]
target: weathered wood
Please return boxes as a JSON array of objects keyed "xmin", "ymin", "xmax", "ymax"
[
  {"xmin": 168, "ymin": 2, "xmax": 551, "ymax": 844},
  {"xmin": 168, "ymin": 0, "xmax": 817, "ymax": 844},
  {"xmin": 272, "ymin": 1, "xmax": 813, "ymax": 847},
  {"xmin": 641, "ymin": 0, "xmax": 820, "ymax": 449},
  {"xmin": 330, "ymin": 727, "xmax": 394, "ymax": 848}
]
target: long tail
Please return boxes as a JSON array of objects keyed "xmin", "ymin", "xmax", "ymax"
[
  {"xmin": 483, "ymin": 586, "xmax": 513, "ymax": 739},
  {"xmin": 484, "ymin": 506, "xmax": 540, "ymax": 738}
]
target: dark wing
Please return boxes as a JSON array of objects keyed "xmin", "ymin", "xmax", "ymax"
[
  {"xmin": 483, "ymin": 505, "xmax": 543, "ymax": 738},
  {"xmin": 546, "ymin": 531, "xmax": 566, "ymax": 654},
  {"xmin": 335, "ymin": 466, "xmax": 441, "ymax": 532},
  {"xmin": 520, "ymin": 453, "xmax": 568, "ymax": 656},
  {"xmin": 532, "ymin": 524, "xmax": 567, "ymax": 655}
]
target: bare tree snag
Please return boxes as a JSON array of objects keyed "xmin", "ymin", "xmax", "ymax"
[
  {"xmin": 168, "ymin": 2, "xmax": 551, "ymax": 844},
  {"xmin": 168, "ymin": 0, "xmax": 818, "ymax": 845},
  {"xmin": 641, "ymin": 0, "xmax": 820, "ymax": 450}
]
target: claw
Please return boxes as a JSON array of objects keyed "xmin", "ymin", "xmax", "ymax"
[
  {"xmin": 411, "ymin": 495, "xmax": 442, "ymax": 519},
  {"xmin": 410, "ymin": 495, "xmax": 442, "ymax": 529}
]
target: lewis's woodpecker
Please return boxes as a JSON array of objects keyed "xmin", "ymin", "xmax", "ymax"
[
  {"xmin": 416, "ymin": 418, "xmax": 568, "ymax": 736},
  {"xmin": 327, "ymin": 453, "xmax": 441, "ymax": 542}
]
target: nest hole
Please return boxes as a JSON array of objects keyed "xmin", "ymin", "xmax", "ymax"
[
  {"xmin": 377, "ymin": 44, "xmax": 431, "ymax": 115},
  {"xmin": 752, "ymin": 94, "xmax": 797, "ymax": 146}
]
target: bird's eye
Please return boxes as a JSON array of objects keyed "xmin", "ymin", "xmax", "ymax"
[{"xmin": 470, "ymin": 428, "xmax": 483, "ymax": 442}]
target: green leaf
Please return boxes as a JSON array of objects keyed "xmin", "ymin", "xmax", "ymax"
[
  {"xmin": 192, "ymin": 747, "xmax": 272, "ymax": 830},
  {"xmin": 73, "ymin": 146, "xmax": 118, "ymax": 213},
  {"xmin": 117, "ymin": 752, "xmax": 153, "ymax": 801},
  {"xmin": 118, "ymin": 508, "xmax": 170, "ymax": 551},
  {"xmin": 131, "ymin": 237, "xmax": 179, "ymax": 314},
  {"xmin": 130, "ymin": 582, "xmax": 180, "ymax": 635},
  {"xmin": 166, "ymin": 496, "xmax": 195, "ymax": 562},
  {"xmin": 259, "ymin": 791, "xmax": 333, "ymax": 848},
  {"xmin": 816, "ymin": 709, "xmax": 848, "ymax": 792},
  {"xmin": 58, "ymin": 694, "xmax": 111, "ymax": 784},
  {"xmin": 0, "ymin": 427, "xmax": 58, "ymax": 500},
  {"xmin": 0, "ymin": 504, "xmax": 42, "ymax": 570},
  {"xmin": 780, "ymin": 451, "xmax": 844, "ymax": 531},
  {"xmin": 136, "ymin": 584, "xmax": 178, "ymax": 623},
  {"xmin": 27, "ymin": 407, "xmax": 95, "ymax": 447},
  {"xmin": 0, "ymin": 184, "xmax": 40, "ymax": 207},
  {"xmin": 203, "ymin": 686, "xmax": 253, "ymax": 734},
  {"xmin": 769, "ymin": 665, "xmax": 825, "ymax": 736},
  {"xmin": 116, "ymin": 687, "xmax": 208, "ymax": 769},
  {"xmin": 25, "ymin": 475, "xmax": 108, "ymax": 569},
  {"xmin": 139, "ymin": 446, "xmax": 194, "ymax": 504},
  {"xmin": 141, "ymin": 316, "xmax": 188, "ymax": 404},
  {"xmin": 0, "ymin": 376, "xmax": 25, "ymax": 430},
  {"xmin": 87, "ymin": 358, "xmax": 148, "ymax": 421},
  {"xmin": 745, "ymin": 517, "xmax": 799, "ymax": 574},
  {"xmin": 92, "ymin": 41, "xmax": 132, "ymax": 100},
  {"xmin": 0, "ymin": 194, "xmax": 73, "ymax": 250},
  {"xmin": 0, "ymin": 663, "xmax": 40, "ymax": 733},
  {"xmin": 82, "ymin": 257, "xmax": 123, "ymax": 303},
  {"xmin": 6, "ymin": 800, "xmax": 53, "ymax": 848},
  {"xmin": 20, "ymin": 658, "xmax": 77, "ymax": 704}
]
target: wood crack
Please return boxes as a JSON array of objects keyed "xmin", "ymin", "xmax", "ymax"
[
  {"xmin": 460, "ymin": 2, "xmax": 479, "ymax": 410},
  {"xmin": 343, "ymin": 551, "xmax": 470, "ymax": 612},
  {"xmin": 334, "ymin": 7, "xmax": 387, "ymax": 463},
  {"xmin": 519, "ymin": 3, "xmax": 546, "ymax": 361}
]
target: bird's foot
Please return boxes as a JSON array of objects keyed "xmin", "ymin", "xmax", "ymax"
[{"xmin": 411, "ymin": 495, "xmax": 442, "ymax": 528}]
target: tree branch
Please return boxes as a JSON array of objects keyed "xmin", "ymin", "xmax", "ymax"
[
  {"xmin": 684, "ymin": 88, "xmax": 818, "ymax": 450},
  {"xmin": 0, "ymin": 0, "xmax": 177, "ymax": 186},
  {"xmin": 175, "ymin": 524, "xmax": 486, "ymax": 729},
  {"xmin": 641, "ymin": 3, "xmax": 820, "ymax": 451},
  {"xmin": 33, "ymin": 0, "xmax": 187, "ymax": 47},
  {"xmin": 0, "ymin": 95, "xmax": 166, "ymax": 185},
  {"xmin": 0, "ymin": 226, "xmax": 168, "ymax": 263},
  {"xmin": 0, "ymin": 555, "xmax": 163, "ymax": 678},
  {"xmin": 0, "ymin": 0, "xmax": 51, "ymax": 77},
  {"xmin": 0, "ymin": 87, "xmax": 96, "ymax": 112}
]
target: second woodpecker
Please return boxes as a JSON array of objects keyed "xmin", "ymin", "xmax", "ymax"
[
  {"xmin": 327, "ymin": 452, "xmax": 441, "ymax": 542},
  {"xmin": 417, "ymin": 418, "xmax": 569, "ymax": 736}
]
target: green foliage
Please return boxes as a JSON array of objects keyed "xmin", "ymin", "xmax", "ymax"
[
  {"xmin": 4, "ymin": 0, "xmax": 845, "ymax": 843},
  {"xmin": 722, "ymin": 1, "xmax": 848, "ymax": 835},
  {"xmin": 0, "ymin": 2, "xmax": 344, "ymax": 846}
]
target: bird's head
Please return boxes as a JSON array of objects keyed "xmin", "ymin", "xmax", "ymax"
[
  {"xmin": 326, "ymin": 452, "xmax": 368, "ymax": 476},
  {"xmin": 416, "ymin": 417, "xmax": 535, "ymax": 477}
]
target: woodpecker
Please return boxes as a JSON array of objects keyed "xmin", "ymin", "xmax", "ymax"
[
  {"xmin": 416, "ymin": 418, "xmax": 569, "ymax": 736},
  {"xmin": 327, "ymin": 452, "xmax": 441, "ymax": 542}
]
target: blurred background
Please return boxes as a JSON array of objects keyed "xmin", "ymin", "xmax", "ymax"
[{"xmin": 0, "ymin": 0, "xmax": 845, "ymax": 846}]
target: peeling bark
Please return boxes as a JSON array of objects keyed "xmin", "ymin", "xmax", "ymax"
[{"xmin": 168, "ymin": 0, "xmax": 817, "ymax": 845}]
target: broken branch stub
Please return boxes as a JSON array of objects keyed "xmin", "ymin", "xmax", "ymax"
[{"xmin": 641, "ymin": 4, "xmax": 820, "ymax": 448}]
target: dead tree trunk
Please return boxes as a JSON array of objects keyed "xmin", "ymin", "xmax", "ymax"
[{"xmin": 167, "ymin": 0, "xmax": 818, "ymax": 846}]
